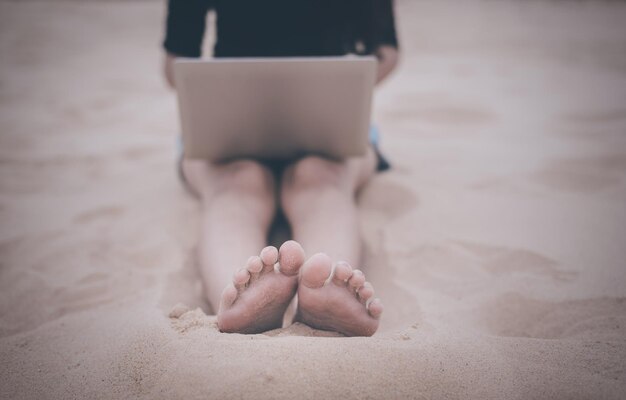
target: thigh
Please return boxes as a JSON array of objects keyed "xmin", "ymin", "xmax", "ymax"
[{"xmin": 181, "ymin": 157, "xmax": 276, "ymax": 201}]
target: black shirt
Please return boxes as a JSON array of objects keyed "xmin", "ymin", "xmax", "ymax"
[{"xmin": 163, "ymin": 0, "xmax": 398, "ymax": 58}]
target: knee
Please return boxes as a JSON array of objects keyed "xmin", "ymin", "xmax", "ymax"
[
  {"xmin": 285, "ymin": 156, "xmax": 348, "ymax": 190},
  {"xmin": 215, "ymin": 160, "xmax": 275, "ymax": 198},
  {"xmin": 281, "ymin": 157, "xmax": 349, "ymax": 208}
]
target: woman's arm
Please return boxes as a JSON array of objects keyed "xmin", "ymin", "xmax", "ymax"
[
  {"xmin": 371, "ymin": 0, "xmax": 399, "ymax": 85},
  {"xmin": 376, "ymin": 45, "xmax": 399, "ymax": 84},
  {"xmin": 163, "ymin": 52, "xmax": 178, "ymax": 89},
  {"xmin": 162, "ymin": 0, "xmax": 212, "ymax": 88}
]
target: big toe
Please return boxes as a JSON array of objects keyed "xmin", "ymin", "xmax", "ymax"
[
  {"xmin": 278, "ymin": 240, "xmax": 306, "ymax": 276},
  {"xmin": 300, "ymin": 253, "xmax": 332, "ymax": 289}
]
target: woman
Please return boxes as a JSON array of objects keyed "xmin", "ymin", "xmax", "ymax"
[{"xmin": 162, "ymin": 0, "xmax": 399, "ymax": 336}]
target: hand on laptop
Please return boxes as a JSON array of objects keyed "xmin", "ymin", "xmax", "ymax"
[{"xmin": 375, "ymin": 45, "xmax": 399, "ymax": 84}]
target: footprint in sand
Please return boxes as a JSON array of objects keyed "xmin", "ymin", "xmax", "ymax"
[
  {"xmin": 530, "ymin": 154, "xmax": 626, "ymax": 193},
  {"xmin": 478, "ymin": 293, "xmax": 626, "ymax": 341},
  {"xmin": 563, "ymin": 108, "xmax": 626, "ymax": 125},
  {"xmin": 73, "ymin": 205, "xmax": 124, "ymax": 224},
  {"xmin": 455, "ymin": 241, "xmax": 577, "ymax": 282},
  {"xmin": 383, "ymin": 104, "xmax": 495, "ymax": 126}
]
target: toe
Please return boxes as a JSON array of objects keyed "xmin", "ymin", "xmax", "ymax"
[
  {"xmin": 233, "ymin": 268, "xmax": 250, "ymax": 290},
  {"xmin": 218, "ymin": 283, "xmax": 238, "ymax": 312},
  {"xmin": 300, "ymin": 253, "xmax": 332, "ymax": 289},
  {"xmin": 348, "ymin": 270, "xmax": 365, "ymax": 292},
  {"xmin": 246, "ymin": 256, "xmax": 264, "ymax": 280},
  {"xmin": 260, "ymin": 246, "xmax": 279, "ymax": 272},
  {"xmin": 357, "ymin": 282, "xmax": 374, "ymax": 304},
  {"xmin": 278, "ymin": 240, "xmax": 306, "ymax": 277},
  {"xmin": 332, "ymin": 261, "xmax": 352, "ymax": 286},
  {"xmin": 368, "ymin": 298, "xmax": 383, "ymax": 319}
]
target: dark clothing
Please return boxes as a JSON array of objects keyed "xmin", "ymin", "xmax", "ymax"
[
  {"xmin": 163, "ymin": 0, "xmax": 398, "ymax": 58},
  {"xmin": 166, "ymin": 0, "xmax": 397, "ymax": 173}
]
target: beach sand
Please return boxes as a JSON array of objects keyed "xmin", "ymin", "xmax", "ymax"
[{"xmin": 1, "ymin": 0, "xmax": 626, "ymax": 398}]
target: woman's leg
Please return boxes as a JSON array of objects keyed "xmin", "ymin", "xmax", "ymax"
[
  {"xmin": 183, "ymin": 158, "xmax": 305, "ymax": 333},
  {"xmin": 280, "ymin": 148, "xmax": 384, "ymax": 336}
]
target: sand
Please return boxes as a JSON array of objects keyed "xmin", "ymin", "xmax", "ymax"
[{"xmin": 1, "ymin": 0, "xmax": 626, "ymax": 398}]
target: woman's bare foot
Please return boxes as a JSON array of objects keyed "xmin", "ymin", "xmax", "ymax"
[
  {"xmin": 217, "ymin": 240, "xmax": 305, "ymax": 334},
  {"xmin": 295, "ymin": 253, "xmax": 383, "ymax": 337}
]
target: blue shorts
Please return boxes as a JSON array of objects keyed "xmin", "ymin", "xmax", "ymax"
[{"xmin": 368, "ymin": 124, "xmax": 391, "ymax": 172}]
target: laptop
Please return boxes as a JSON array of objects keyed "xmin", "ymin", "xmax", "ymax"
[{"xmin": 173, "ymin": 56, "xmax": 377, "ymax": 162}]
